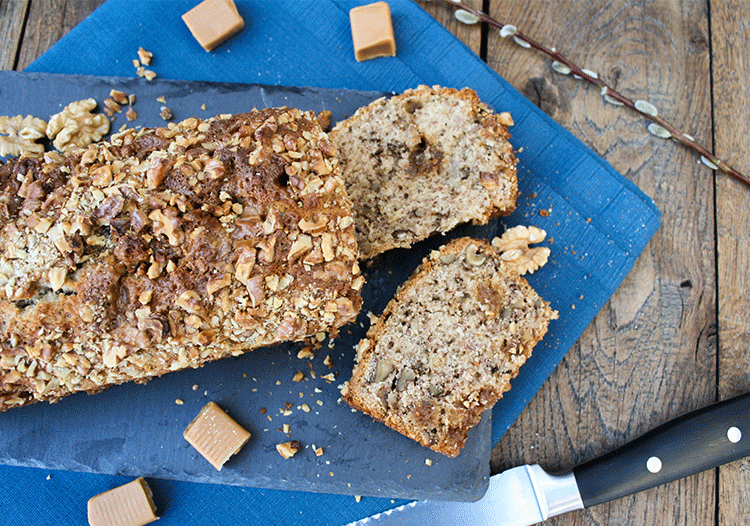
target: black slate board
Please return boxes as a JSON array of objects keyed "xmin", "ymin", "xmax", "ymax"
[{"xmin": 0, "ymin": 71, "xmax": 493, "ymax": 502}]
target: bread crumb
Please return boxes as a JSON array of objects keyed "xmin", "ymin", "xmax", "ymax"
[
  {"xmin": 175, "ymin": 398, "xmax": 184, "ymax": 405},
  {"xmin": 354, "ymin": 495, "xmax": 362, "ymax": 503},
  {"xmin": 292, "ymin": 371, "xmax": 305, "ymax": 382},
  {"xmin": 425, "ymin": 458, "xmax": 433, "ymax": 466}
]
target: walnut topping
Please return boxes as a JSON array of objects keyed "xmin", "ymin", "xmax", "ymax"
[
  {"xmin": 146, "ymin": 157, "xmax": 171, "ymax": 189},
  {"xmin": 0, "ymin": 108, "xmax": 363, "ymax": 412},
  {"xmin": 175, "ymin": 291, "xmax": 203, "ymax": 314},
  {"xmin": 0, "ymin": 115, "xmax": 47, "ymax": 157},
  {"xmin": 149, "ymin": 208, "xmax": 184, "ymax": 246},
  {"xmin": 298, "ymin": 215, "xmax": 329, "ymax": 233},
  {"xmin": 491, "ymin": 225, "xmax": 550, "ymax": 275},
  {"xmin": 46, "ymin": 99, "xmax": 110, "ymax": 152},
  {"xmin": 288, "ymin": 235, "xmax": 313, "ymax": 260},
  {"xmin": 48, "ymin": 267, "xmax": 67, "ymax": 291}
]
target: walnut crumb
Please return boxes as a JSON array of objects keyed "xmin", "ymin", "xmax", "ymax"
[
  {"xmin": 109, "ymin": 90, "xmax": 128, "ymax": 105},
  {"xmin": 137, "ymin": 67, "xmax": 157, "ymax": 81},
  {"xmin": 160, "ymin": 106, "xmax": 174, "ymax": 121},
  {"xmin": 292, "ymin": 371, "xmax": 304, "ymax": 382},
  {"xmin": 137, "ymin": 47, "xmax": 153, "ymax": 66},
  {"xmin": 276, "ymin": 440, "xmax": 301, "ymax": 459}
]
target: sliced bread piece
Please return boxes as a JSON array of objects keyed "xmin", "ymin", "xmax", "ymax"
[
  {"xmin": 342, "ymin": 237, "xmax": 555, "ymax": 457},
  {"xmin": 330, "ymin": 85, "xmax": 518, "ymax": 259}
]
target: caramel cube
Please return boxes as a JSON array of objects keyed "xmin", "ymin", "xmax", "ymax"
[
  {"xmin": 182, "ymin": 0, "xmax": 245, "ymax": 52},
  {"xmin": 349, "ymin": 2, "xmax": 397, "ymax": 62},
  {"xmin": 183, "ymin": 401, "xmax": 251, "ymax": 470},
  {"xmin": 87, "ymin": 478, "xmax": 158, "ymax": 526}
]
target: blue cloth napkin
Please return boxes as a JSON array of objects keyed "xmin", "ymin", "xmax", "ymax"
[{"xmin": 3, "ymin": 0, "xmax": 660, "ymax": 524}]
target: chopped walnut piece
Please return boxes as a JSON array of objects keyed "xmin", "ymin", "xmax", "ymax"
[
  {"xmin": 137, "ymin": 47, "xmax": 153, "ymax": 66},
  {"xmin": 46, "ymin": 99, "xmax": 110, "ymax": 152},
  {"xmin": 103, "ymin": 97, "xmax": 122, "ymax": 116},
  {"xmin": 491, "ymin": 225, "xmax": 550, "ymax": 275},
  {"xmin": 498, "ymin": 111, "xmax": 514, "ymax": 127},
  {"xmin": 160, "ymin": 106, "xmax": 174, "ymax": 121},
  {"xmin": 0, "ymin": 115, "xmax": 47, "ymax": 157},
  {"xmin": 126, "ymin": 107, "xmax": 137, "ymax": 122},
  {"xmin": 136, "ymin": 67, "xmax": 157, "ymax": 81},
  {"xmin": 109, "ymin": 90, "xmax": 129, "ymax": 105},
  {"xmin": 276, "ymin": 440, "xmax": 301, "ymax": 459}
]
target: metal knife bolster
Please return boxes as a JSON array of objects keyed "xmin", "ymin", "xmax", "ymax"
[{"xmin": 526, "ymin": 464, "xmax": 584, "ymax": 520}]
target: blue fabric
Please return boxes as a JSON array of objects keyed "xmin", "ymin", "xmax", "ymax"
[{"xmin": 4, "ymin": 0, "xmax": 661, "ymax": 524}]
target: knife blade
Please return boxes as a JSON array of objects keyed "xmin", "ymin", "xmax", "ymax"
[{"xmin": 348, "ymin": 391, "xmax": 750, "ymax": 526}]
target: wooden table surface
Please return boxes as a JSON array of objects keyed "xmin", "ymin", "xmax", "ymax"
[{"xmin": 2, "ymin": 1, "xmax": 749, "ymax": 525}]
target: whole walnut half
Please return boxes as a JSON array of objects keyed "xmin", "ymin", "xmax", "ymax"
[
  {"xmin": 46, "ymin": 98, "xmax": 110, "ymax": 152},
  {"xmin": 0, "ymin": 115, "xmax": 48, "ymax": 157}
]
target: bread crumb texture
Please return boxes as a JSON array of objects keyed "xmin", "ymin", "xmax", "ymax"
[
  {"xmin": 343, "ymin": 237, "xmax": 555, "ymax": 457},
  {"xmin": 0, "ymin": 108, "xmax": 362, "ymax": 411},
  {"xmin": 330, "ymin": 85, "xmax": 518, "ymax": 259}
]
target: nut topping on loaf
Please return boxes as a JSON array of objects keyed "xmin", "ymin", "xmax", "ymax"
[
  {"xmin": 330, "ymin": 85, "xmax": 518, "ymax": 259},
  {"xmin": 0, "ymin": 108, "xmax": 363, "ymax": 410},
  {"xmin": 342, "ymin": 237, "xmax": 555, "ymax": 457}
]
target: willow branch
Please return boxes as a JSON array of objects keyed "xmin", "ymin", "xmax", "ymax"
[{"xmin": 438, "ymin": 0, "xmax": 750, "ymax": 187}]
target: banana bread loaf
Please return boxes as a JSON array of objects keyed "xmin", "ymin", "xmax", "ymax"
[
  {"xmin": 330, "ymin": 86, "xmax": 518, "ymax": 259},
  {"xmin": 342, "ymin": 237, "xmax": 555, "ymax": 457},
  {"xmin": 0, "ymin": 108, "xmax": 363, "ymax": 411}
]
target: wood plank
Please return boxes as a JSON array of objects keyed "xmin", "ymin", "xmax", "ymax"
[
  {"xmin": 711, "ymin": 0, "xmax": 750, "ymax": 524},
  {"xmin": 15, "ymin": 0, "xmax": 106, "ymax": 70},
  {"xmin": 480, "ymin": 1, "xmax": 717, "ymax": 524},
  {"xmin": 0, "ymin": 0, "xmax": 29, "ymax": 70},
  {"xmin": 418, "ymin": 0, "xmax": 484, "ymax": 58}
]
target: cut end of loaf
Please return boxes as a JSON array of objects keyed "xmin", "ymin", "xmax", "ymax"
[
  {"xmin": 343, "ymin": 237, "xmax": 555, "ymax": 457},
  {"xmin": 330, "ymin": 85, "xmax": 518, "ymax": 259}
]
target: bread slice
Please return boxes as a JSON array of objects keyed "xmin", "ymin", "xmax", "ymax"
[
  {"xmin": 342, "ymin": 237, "xmax": 555, "ymax": 457},
  {"xmin": 330, "ymin": 85, "xmax": 518, "ymax": 259},
  {"xmin": 0, "ymin": 108, "xmax": 363, "ymax": 411}
]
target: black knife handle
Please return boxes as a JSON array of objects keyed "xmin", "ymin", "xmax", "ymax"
[{"xmin": 573, "ymin": 392, "xmax": 750, "ymax": 508}]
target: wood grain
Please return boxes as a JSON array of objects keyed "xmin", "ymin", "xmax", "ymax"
[
  {"xmin": 15, "ymin": 0, "xmax": 106, "ymax": 70},
  {"xmin": 470, "ymin": 0, "xmax": 718, "ymax": 524},
  {"xmin": 711, "ymin": 1, "xmax": 750, "ymax": 525},
  {"xmin": 1, "ymin": 1, "xmax": 749, "ymax": 525},
  {"xmin": 0, "ymin": 0, "xmax": 29, "ymax": 70},
  {"xmin": 418, "ymin": 0, "xmax": 484, "ymax": 58}
]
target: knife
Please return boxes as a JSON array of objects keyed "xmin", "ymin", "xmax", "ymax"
[{"xmin": 348, "ymin": 391, "xmax": 750, "ymax": 526}]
